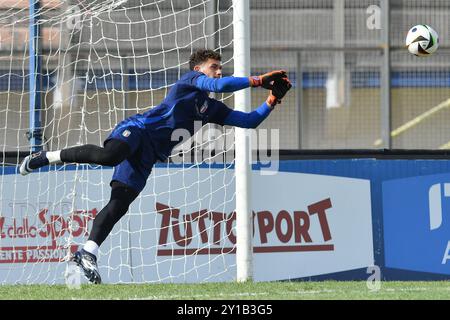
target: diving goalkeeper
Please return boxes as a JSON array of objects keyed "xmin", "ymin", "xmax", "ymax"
[{"xmin": 19, "ymin": 49, "xmax": 292, "ymax": 284}]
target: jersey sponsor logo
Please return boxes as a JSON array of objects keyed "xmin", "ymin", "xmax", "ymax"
[{"xmin": 122, "ymin": 130, "xmax": 131, "ymax": 137}]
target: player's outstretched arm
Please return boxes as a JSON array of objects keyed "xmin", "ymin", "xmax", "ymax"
[
  {"xmin": 195, "ymin": 70, "xmax": 287, "ymax": 93},
  {"xmin": 223, "ymin": 102, "xmax": 272, "ymax": 129},
  {"xmin": 222, "ymin": 77, "xmax": 292, "ymax": 129}
]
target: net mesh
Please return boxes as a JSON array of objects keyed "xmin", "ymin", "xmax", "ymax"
[{"xmin": 0, "ymin": 0, "xmax": 238, "ymax": 284}]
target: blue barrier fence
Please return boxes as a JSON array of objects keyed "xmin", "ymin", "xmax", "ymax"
[
  {"xmin": 3, "ymin": 158, "xmax": 450, "ymax": 281},
  {"xmin": 3, "ymin": 70, "xmax": 450, "ymax": 91}
]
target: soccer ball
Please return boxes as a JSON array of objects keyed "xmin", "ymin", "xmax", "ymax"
[{"xmin": 405, "ymin": 24, "xmax": 439, "ymax": 57}]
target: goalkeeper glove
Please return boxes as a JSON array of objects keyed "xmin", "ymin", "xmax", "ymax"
[
  {"xmin": 266, "ymin": 77, "xmax": 292, "ymax": 108},
  {"xmin": 249, "ymin": 70, "xmax": 287, "ymax": 89}
]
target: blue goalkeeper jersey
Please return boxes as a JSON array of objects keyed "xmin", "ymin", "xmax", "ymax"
[
  {"xmin": 127, "ymin": 70, "xmax": 250, "ymax": 161},
  {"xmin": 107, "ymin": 70, "xmax": 274, "ymax": 192}
]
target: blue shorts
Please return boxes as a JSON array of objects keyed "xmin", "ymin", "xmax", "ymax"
[{"xmin": 105, "ymin": 119, "xmax": 157, "ymax": 193}]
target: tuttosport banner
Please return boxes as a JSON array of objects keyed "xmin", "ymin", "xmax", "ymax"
[{"xmin": 0, "ymin": 164, "xmax": 373, "ymax": 284}]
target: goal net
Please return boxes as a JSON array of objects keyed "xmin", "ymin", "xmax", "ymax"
[{"xmin": 0, "ymin": 0, "xmax": 240, "ymax": 284}]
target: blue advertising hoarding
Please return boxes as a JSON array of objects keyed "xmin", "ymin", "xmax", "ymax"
[
  {"xmin": 4, "ymin": 158, "xmax": 450, "ymax": 281},
  {"xmin": 383, "ymin": 174, "xmax": 450, "ymax": 275},
  {"xmin": 261, "ymin": 159, "xmax": 450, "ymax": 280}
]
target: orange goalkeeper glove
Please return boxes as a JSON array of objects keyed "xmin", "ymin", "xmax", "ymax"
[
  {"xmin": 266, "ymin": 77, "xmax": 292, "ymax": 108},
  {"xmin": 249, "ymin": 70, "xmax": 287, "ymax": 89}
]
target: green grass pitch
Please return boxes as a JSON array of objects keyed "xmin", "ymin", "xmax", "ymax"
[{"xmin": 1, "ymin": 281, "xmax": 450, "ymax": 300}]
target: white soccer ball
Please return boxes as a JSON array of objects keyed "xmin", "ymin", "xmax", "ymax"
[{"xmin": 405, "ymin": 24, "xmax": 439, "ymax": 57}]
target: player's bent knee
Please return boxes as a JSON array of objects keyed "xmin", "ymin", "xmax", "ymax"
[
  {"xmin": 106, "ymin": 155, "xmax": 125, "ymax": 167},
  {"xmin": 93, "ymin": 149, "xmax": 127, "ymax": 166},
  {"xmin": 102, "ymin": 139, "xmax": 131, "ymax": 166}
]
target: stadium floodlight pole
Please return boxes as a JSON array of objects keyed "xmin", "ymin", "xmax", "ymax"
[
  {"xmin": 233, "ymin": 0, "xmax": 253, "ymax": 282},
  {"xmin": 28, "ymin": 0, "xmax": 43, "ymax": 152}
]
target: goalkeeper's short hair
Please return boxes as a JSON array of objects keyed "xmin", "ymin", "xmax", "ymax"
[{"xmin": 189, "ymin": 49, "xmax": 222, "ymax": 70}]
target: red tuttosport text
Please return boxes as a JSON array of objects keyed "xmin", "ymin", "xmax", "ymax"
[{"xmin": 156, "ymin": 198, "xmax": 334, "ymax": 256}]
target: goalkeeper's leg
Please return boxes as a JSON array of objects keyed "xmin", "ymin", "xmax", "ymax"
[
  {"xmin": 19, "ymin": 139, "xmax": 130, "ymax": 175},
  {"xmin": 71, "ymin": 180, "xmax": 139, "ymax": 284}
]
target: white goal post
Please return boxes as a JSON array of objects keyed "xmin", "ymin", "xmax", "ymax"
[{"xmin": 233, "ymin": 0, "xmax": 253, "ymax": 282}]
